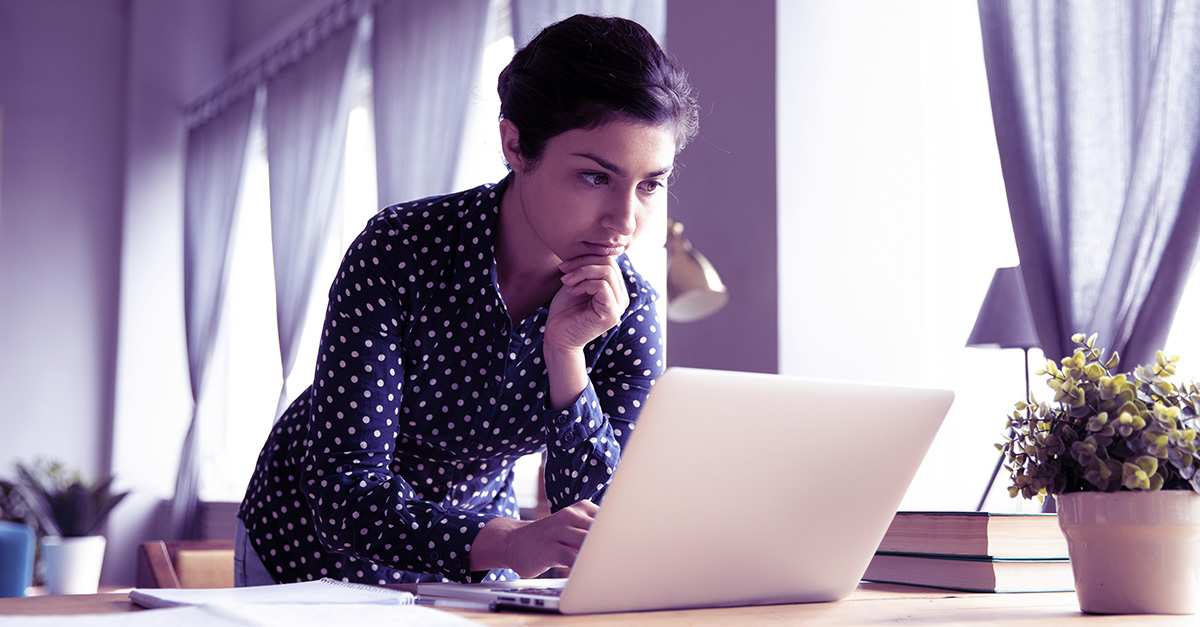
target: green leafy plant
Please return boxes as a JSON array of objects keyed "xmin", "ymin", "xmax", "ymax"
[
  {"xmin": 0, "ymin": 478, "xmax": 36, "ymax": 526},
  {"xmin": 1001, "ymin": 333, "xmax": 1200, "ymax": 501},
  {"xmin": 14, "ymin": 459, "xmax": 128, "ymax": 538}
]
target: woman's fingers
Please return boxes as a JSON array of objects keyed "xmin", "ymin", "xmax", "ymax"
[
  {"xmin": 546, "ymin": 256, "xmax": 630, "ymax": 351},
  {"xmin": 560, "ymin": 257, "xmax": 620, "ymax": 287},
  {"xmin": 505, "ymin": 500, "xmax": 598, "ymax": 577},
  {"xmin": 551, "ymin": 500, "xmax": 599, "ymax": 549},
  {"xmin": 559, "ymin": 256, "xmax": 628, "ymax": 309}
]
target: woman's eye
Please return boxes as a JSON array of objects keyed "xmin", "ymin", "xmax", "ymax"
[
  {"xmin": 641, "ymin": 180, "xmax": 666, "ymax": 194},
  {"xmin": 582, "ymin": 172, "xmax": 609, "ymax": 186}
]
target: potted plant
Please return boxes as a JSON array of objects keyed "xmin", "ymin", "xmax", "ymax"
[
  {"xmin": 15, "ymin": 460, "xmax": 128, "ymax": 595},
  {"xmin": 1001, "ymin": 333, "xmax": 1200, "ymax": 615}
]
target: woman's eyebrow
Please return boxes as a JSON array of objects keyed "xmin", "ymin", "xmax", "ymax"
[{"xmin": 572, "ymin": 152, "xmax": 673, "ymax": 178}]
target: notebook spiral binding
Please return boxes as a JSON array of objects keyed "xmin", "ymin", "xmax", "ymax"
[{"xmin": 319, "ymin": 577, "xmax": 416, "ymax": 604}]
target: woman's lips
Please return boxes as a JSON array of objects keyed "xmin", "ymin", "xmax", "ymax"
[{"xmin": 584, "ymin": 242, "xmax": 626, "ymax": 256}]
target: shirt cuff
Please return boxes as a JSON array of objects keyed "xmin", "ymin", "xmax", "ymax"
[
  {"xmin": 546, "ymin": 387, "xmax": 607, "ymax": 450},
  {"xmin": 438, "ymin": 510, "xmax": 494, "ymax": 582}
]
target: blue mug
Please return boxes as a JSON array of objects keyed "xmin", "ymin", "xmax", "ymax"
[{"xmin": 0, "ymin": 521, "xmax": 35, "ymax": 597}]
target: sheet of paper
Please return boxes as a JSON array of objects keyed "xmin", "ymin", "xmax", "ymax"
[
  {"xmin": 0, "ymin": 603, "xmax": 488, "ymax": 627},
  {"xmin": 0, "ymin": 606, "xmax": 216, "ymax": 627},
  {"xmin": 208, "ymin": 602, "xmax": 489, "ymax": 626}
]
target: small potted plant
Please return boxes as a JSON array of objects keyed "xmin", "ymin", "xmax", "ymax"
[
  {"xmin": 1000, "ymin": 333, "xmax": 1200, "ymax": 615},
  {"xmin": 15, "ymin": 460, "xmax": 128, "ymax": 595}
]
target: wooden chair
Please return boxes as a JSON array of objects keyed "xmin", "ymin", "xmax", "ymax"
[{"xmin": 137, "ymin": 540, "xmax": 235, "ymax": 588}]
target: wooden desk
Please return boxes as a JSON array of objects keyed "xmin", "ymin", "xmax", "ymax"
[{"xmin": 0, "ymin": 583, "xmax": 1195, "ymax": 625}]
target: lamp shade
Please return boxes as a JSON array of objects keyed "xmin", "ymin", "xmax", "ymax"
[
  {"xmin": 665, "ymin": 220, "xmax": 728, "ymax": 323},
  {"xmin": 966, "ymin": 266, "xmax": 1040, "ymax": 349}
]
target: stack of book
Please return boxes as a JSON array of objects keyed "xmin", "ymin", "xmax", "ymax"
[{"xmin": 862, "ymin": 511, "xmax": 1075, "ymax": 593}]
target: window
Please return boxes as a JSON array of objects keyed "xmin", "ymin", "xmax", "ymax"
[
  {"xmin": 198, "ymin": 85, "xmax": 396, "ymax": 503},
  {"xmin": 776, "ymin": 0, "xmax": 1041, "ymax": 512},
  {"xmin": 199, "ymin": 112, "xmax": 279, "ymax": 503},
  {"xmin": 199, "ymin": 4, "xmax": 529, "ymax": 505},
  {"xmin": 1165, "ymin": 267, "xmax": 1200, "ymax": 382},
  {"xmin": 454, "ymin": 7, "xmax": 514, "ymax": 191}
]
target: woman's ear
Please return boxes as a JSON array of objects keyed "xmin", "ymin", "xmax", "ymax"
[{"xmin": 499, "ymin": 119, "xmax": 524, "ymax": 172}]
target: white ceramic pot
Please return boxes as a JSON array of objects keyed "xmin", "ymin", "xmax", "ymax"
[
  {"xmin": 1058, "ymin": 491, "xmax": 1200, "ymax": 615},
  {"xmin": 39, "ymin": 535, "xmax": 107, "ymax": 595}
]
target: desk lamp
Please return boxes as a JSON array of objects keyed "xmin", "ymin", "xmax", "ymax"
[
  {"xmin": 967, "ymin": 266, "xmax": 1040, "ymax": 511},
  {"xmin": 665, "ymin": 220, "xmax": 728, "ymax": 322}
]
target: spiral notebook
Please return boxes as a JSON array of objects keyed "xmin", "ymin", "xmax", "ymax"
[{"xmin": 129, "ymin": 577, "xmax": 414, "ymax": 609}]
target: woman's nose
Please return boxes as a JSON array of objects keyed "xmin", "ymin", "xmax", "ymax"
[{"xmin": 603, "ymin": 191, "xmax": 638, "ymax": 236}]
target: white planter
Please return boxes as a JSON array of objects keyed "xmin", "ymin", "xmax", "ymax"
[
  {"xmin": 1058, "ymin": 491, "xmax": 1200, "ymax": 615},
  {"xmin": 39, "ymin": 535, "xmax": 107, "ymax": 595}
]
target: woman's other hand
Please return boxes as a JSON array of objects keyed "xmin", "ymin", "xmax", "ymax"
[{"xmin": 469, "ymin": 500, "xmax": 599, "ymax": 578}]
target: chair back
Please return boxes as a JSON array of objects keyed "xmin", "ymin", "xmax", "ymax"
[{"xmin": 137, "ymin": 540, "xmax": 235, "ymax": 588}]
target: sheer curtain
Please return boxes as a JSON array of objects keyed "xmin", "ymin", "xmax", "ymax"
[
  {"xmin": 175, "ymin": 93, "xmax": 258, "ymax": 539},
  {"xmin": 266, "ymin": 17, "xmax": 368, "ymax": 417},
  {"xmin": 372, "ymin": 0, "xmax": 491, "ymax": 206},
  {"xmin": 510, "ymin": 0, "xmax": 665, "ymax": 47},
  {"xmin": 978, "ymin": 0, "xmax": 1200, "ymax": 366}
]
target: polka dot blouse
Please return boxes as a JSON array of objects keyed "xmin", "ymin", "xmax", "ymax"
[{"xmin": 238, "ymin": 176, "xmax": 665, "ymax": 585}]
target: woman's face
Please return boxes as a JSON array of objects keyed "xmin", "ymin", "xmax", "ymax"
[{"xmin": 503, "ymin": 118, "xmax": 677, "ymax": 266}]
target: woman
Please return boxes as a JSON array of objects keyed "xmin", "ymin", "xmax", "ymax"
[{"xmin": 236, "ymin": 13, "xmax": 699, "ymax": 586}]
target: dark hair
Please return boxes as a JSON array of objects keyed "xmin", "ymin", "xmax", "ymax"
[{"xmin": 497, "ymin": 14, "xmax": 700, "ymax": 165}]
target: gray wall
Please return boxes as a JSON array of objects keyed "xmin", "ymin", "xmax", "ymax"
[
  {"xmin": 0, "ymin": 0, "xmax": 242, "ymax": 585},
  {"xmin": 666, "ymin": 0, "xmax": 777, "ymax": 373},
  {"xmin": 109, "ymin": 0, "xmax": 233, "ymax": 587},
  {"xmin": 0, "ymin": 0, "xmax": 128, "ymax": 487}
]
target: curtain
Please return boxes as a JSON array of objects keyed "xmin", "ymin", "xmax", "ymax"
[
  {"xmin": 265, "ymin": 17, "xmax": 366, "ymax": 418},
  {"xmin": 510, "ymin": 0, "xmax": 665, "ymax": 48},
  {"xmin": 372, "ymin": 0, "xmax": 491, "ymax": 207},
  {"xmin": 978, "ymin": 0, "xmax": 1200, "ymax": 367},
  {"xmin": 174, "ymin": 93, "xmax": 257, "ymax": 539}
]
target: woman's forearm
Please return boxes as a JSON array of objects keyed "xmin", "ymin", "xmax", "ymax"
[
  {"xmin": 543, "ymin": 344, "xmax": 589, "ymax": 411},
  {"xmin": 469, "ymin": 516, "xmax": 525, "ymax": 572}
]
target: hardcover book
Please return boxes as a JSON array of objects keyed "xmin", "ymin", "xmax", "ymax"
[
  {"xmin": 863, "ymin": 552, "xmax": 1074, "ymax": 593},
  {"xmin": 876, "ymin": 511, "xmax": 1067, "ymax": 559}
]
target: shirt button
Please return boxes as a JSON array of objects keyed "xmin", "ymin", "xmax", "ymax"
[
  {"xmin": 555, "ymin": 414, "xmax": 567, "ymax": 426},
  {"xmin": 563, "ymin": 431, "xmax": 575, "ymax": 443}
]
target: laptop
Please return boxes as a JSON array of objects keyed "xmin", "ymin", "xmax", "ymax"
[{"xmin": 418, "ymin": 367, "xmax": 954, "ymax": 614}]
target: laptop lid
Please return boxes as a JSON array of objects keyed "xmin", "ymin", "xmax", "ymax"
[{"xmin": 421, "ymin": 367, "xmax": 953, "ymax": 614}]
